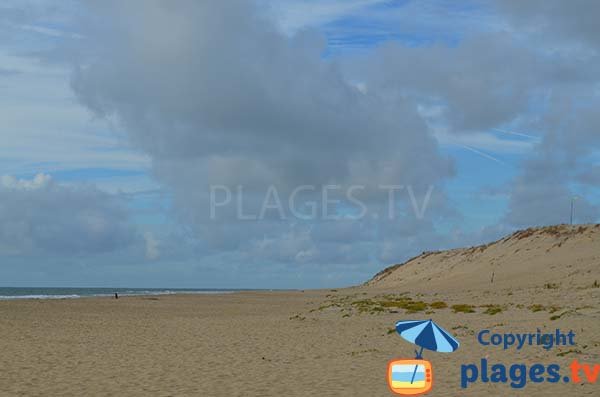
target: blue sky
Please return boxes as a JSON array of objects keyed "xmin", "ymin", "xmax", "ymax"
[{"xmin": 1, "ymin": 0, "xmax": 599, "ymax": 288}]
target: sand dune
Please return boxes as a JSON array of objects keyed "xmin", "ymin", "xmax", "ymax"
[{"xmin": 366, "ymin": 224, "xmax": 600, "ymax": 292}]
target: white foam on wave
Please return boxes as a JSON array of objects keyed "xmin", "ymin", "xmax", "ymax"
[
  {"xmin": 0, "ymin": 290, "xmax": 238, "ymax": 300},
  {"xmin": 0, "ymin": 294, "xmax": 81, "ymax": 300}
]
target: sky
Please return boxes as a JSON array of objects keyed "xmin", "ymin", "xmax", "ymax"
[{"xmin": 1, "ymin": 0, "xmax": 599, "ymax": 289}]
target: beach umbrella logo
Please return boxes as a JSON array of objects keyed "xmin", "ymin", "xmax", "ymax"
[{"xmin": 387, "ymin": 319, "xmax": 459, "ymax": 395}]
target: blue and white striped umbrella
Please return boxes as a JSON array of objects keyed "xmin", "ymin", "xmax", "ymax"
[{"xmin": 395, "ymin": 319, "xmax": 459, "ymax": 355}]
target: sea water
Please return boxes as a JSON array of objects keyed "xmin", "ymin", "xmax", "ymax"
[{"xmin": 0, "ymin": 287, "xmax": 244, "ymax": 300}]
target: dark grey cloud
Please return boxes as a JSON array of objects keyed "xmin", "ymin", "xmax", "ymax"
[
  {"xmin": 497, "ymin": 0, "xmax": 600, "ymax": 47},
  {"xmin": 505, "ymin": 169, "xmax": 598, "ymax": 228},
  {"xmin": 503, "ymin": 100, "xmax": 600, "ymax": 226},
  {"xmin": 0, "ymin": 67, "xmax": 20, "ymax": 76},
  {"xmin": 0, "ymin": 174, "xmax": 135, "ymax": 255},
  {"xmin": 345, "ymin": 2, "xmax": 600, "ymax": 228},
  {"xmin": 578, "ymin": 166, "xmax": 600, "ymax": 185},
  {"xmin": 347, "ymin": 33, "xmax": 546, "ymax": 132},
  {"xmin": 49, "ymin": 0, "xmax": 600, "ymax": 273},
  {"xmin": 347, "ymin": 30, "xmax": 600, "ymax": 132},
  {"xmin": 490, "ymin": 0, "xmax": 600, "ymax": 228},
  {"xmin": 68, "ymin": 0, "xmax": 455, "ymax": 266},
  {"xmin": 496, "ymin": 64, "xmax": 600, "ymax": 226},
  {"xmin": 71, "ymin": 0, "xmax": 450, "ymax": 185}
]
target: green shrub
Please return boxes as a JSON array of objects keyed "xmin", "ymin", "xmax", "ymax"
[
  {"xmin": 452, "ymin": 304, "xmax": 476, "ymax": 313},
  {"xmin": 483, "ymin": 305, "xmax": 503, "ymax": 315},
  {"xmin": 404, "ymin": 301, "xmax": 428, "ymax": 313},
  {"xmin": 430, "ymin": 301, "xmax": 448, "ymax": 309}
]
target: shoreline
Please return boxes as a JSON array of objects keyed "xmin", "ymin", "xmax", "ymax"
[{"xmin": 0, "ymin": 288, "xmax": 294, "ymax": 301}]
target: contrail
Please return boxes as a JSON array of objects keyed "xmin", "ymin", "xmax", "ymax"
[
  {"xmin": 456, "ymin": 143, "xmax": 507, "ymax": 165},
  {"xmin": 493, "ymin": 128, "xmax": 541, "ymax": 140}
]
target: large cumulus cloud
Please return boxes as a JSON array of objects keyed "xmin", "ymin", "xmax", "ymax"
[
  {"xmin": 69, "ymin": 0, "xmax": 455, "ymax": 267},
  {"xmin": 494, "ymin": 0, "xmax": 600, "ymax": 226},
  {"xmin": 346, "ymin": 1, "xmax": 600, "ymax": 228},
  {"xmin": 0, "ymin": 174, "xmax": 135, "ymax": 255},
  {"xmin": 63, "ymin": 0, "xmax": 600, "ymax": 273}
]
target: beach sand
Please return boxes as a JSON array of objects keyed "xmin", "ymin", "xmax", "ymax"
[{"xmin": 1, "ymin": 285, "xmax": 598, "ymax": 396}]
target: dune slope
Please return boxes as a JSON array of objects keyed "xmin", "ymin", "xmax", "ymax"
[{"xmin": 366, "ymin": 224, "xmax": 600, "ymax": 292}]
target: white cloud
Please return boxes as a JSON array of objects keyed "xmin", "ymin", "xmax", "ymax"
[
  {"xmin": 143, "ymin": 232, "xmax": 160, "ymax": 260},
  {"xmin": 0, "ymin": 51, "xmax": 150, "ymax": 182},
  {"xmin": 0, "ymin": 174, "xmax": 136, "ymax": 255},
  {"xmin": 262, "ymin": 0, "xmax": 386, "ymax": 34},
  {"xmin": 434, "ymin": 130, "xmax": 535, "ymax": 155},
  {"xmin": 1, "ymin": 173, "xmax": 51, "ymax": 189}
]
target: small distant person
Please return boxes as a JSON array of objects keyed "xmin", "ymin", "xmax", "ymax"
[{"xmin": 115, "ymin": 292, "xmax": 119, "ymax": 299}]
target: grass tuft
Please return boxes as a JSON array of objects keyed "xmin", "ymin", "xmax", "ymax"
[
  {"xmin": 452, "ymin": 304, "xmax": 476, "ymax": 313},
  {"xmin": 430, "ymin": 301, "xmax": 448, "ymax": 309},
  {"xmin": 482, "ymin": 305, "xmax": 503, "ymax": 315}
]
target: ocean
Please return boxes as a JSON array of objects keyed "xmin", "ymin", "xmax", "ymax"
[{"xmin": 0, "ymin": 287, "xmax": 244, "ymax": 300}]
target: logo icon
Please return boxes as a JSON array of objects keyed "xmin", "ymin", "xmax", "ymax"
[
  {"xmin": 387, "ymin": 319, "xmax": 459, "ymax": 395},
  {"xmin": 387, "ymin": 359, "xmax": 433, "ymax": 395}
]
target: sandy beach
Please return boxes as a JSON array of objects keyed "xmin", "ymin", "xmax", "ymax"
[
  {"xmin": 1, "ymin": 282, "xmax": 598, "ymax": 396},
  {"xmin": 3, "ymin": 0, "xmax": 600, "ymax": 395}
]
